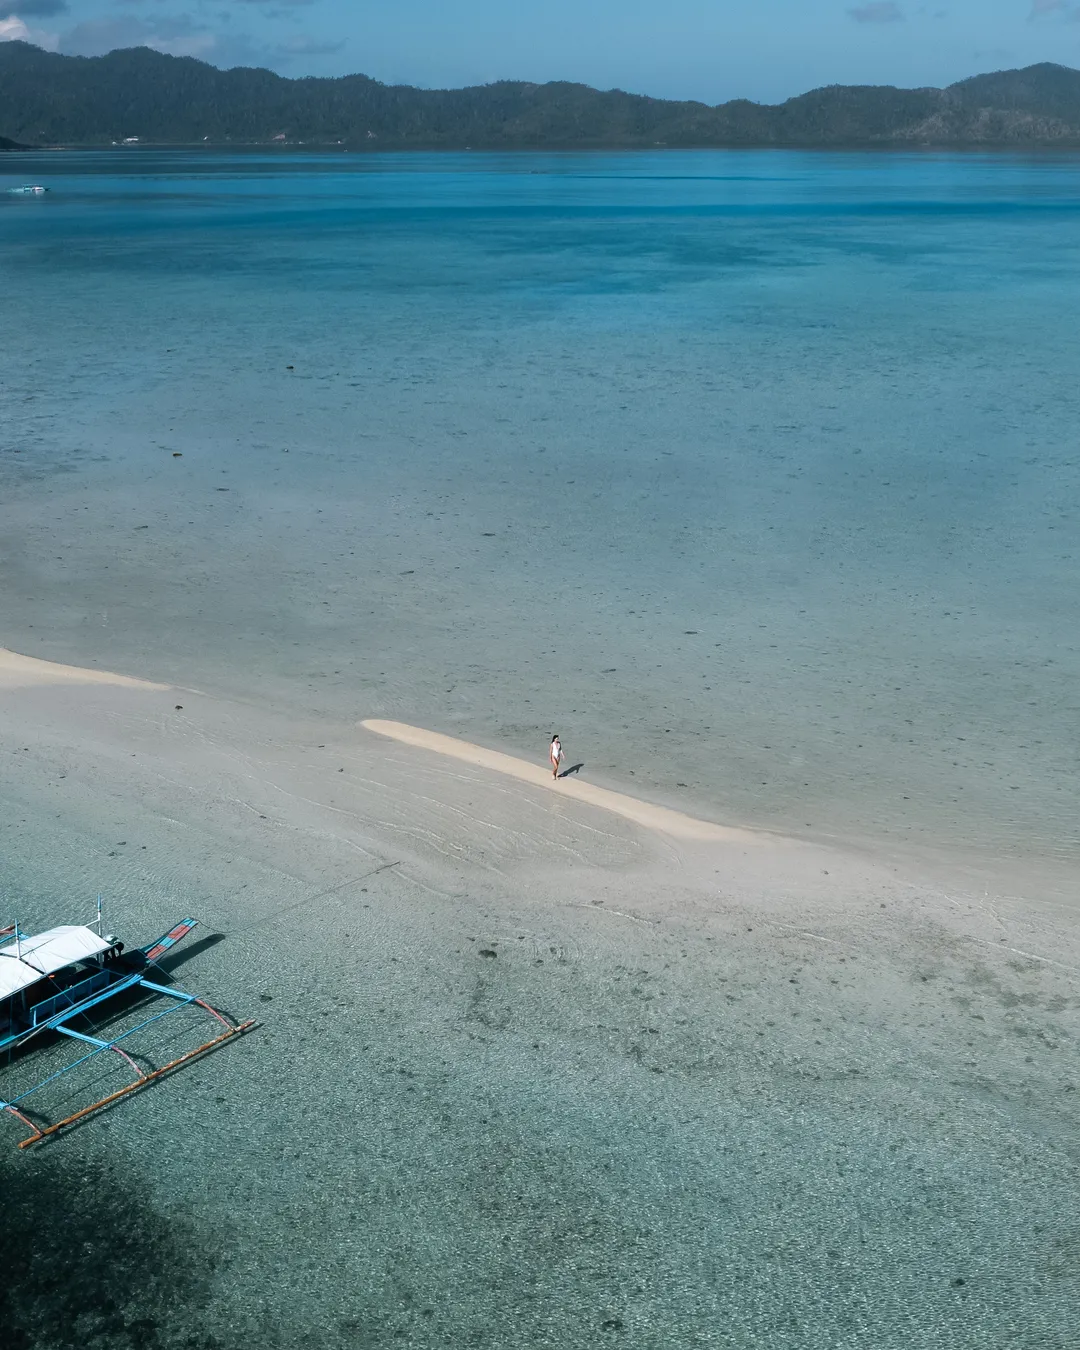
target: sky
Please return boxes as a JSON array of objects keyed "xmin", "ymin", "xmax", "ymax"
[{"xmin": 1, "ymin": 1, "xmax": 1079, "ymax": 104}]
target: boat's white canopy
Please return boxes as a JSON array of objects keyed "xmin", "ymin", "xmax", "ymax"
[{"xmin": 0, "ymin": 925, "xmax": 111, "ymax": 1000}]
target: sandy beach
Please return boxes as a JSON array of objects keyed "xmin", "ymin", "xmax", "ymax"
[{"xmin": 2, "ymin": 649, "xmax": 1077, "ymax": 1348}]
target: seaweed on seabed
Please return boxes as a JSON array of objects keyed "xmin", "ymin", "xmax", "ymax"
[{"xmin": 0, "ymin": 1154, "xmax": 224, "ymax": 1350}]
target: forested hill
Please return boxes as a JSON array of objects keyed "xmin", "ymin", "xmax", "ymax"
[{"xmin": 2, "ymin": 42, "xmax": 1080, "ymax": 148}]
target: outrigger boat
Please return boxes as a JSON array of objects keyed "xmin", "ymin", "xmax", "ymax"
[{"xmin": 1, "ymin": 905, "xmax": 252, "ymax": 1149}]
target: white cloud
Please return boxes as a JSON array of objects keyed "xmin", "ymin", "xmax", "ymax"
[{"xmin": 0, "ymin": 13, "xmax": 59, "ymax": 46}]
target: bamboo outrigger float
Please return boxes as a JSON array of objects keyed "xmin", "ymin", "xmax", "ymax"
[{"xmin": 0, "ymin": 905, "xmax": 252, "ymax": 1149}]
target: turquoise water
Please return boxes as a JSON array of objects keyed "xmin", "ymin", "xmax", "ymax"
[
  {"xmin": 2, "ymin": 149, "xmax": 1080, "ymax": 1348},
  {"xmin": 2, "ymin": 149, "xmax": 1079, "ymax": 869}
]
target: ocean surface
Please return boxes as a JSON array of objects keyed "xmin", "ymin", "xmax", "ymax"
[
  {"xmin": 2, "ymin": 148, "xmax": 1079, "ymax": 875},
  {"xmin": 2, "ymin": 148, "xmax": 1079, "ymax": 1349}
]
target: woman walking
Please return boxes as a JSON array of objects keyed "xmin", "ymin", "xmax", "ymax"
[{"xmin": 549, "ymin": 734, "xmax": 563, "ymax": 780}]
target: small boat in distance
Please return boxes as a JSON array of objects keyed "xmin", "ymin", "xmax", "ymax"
[
  {"xmin": 0, "ymin": 905, "xmax": 252, "ymax": 1148},
  {"xmin": 6, "ymin": 184, "xmax": 48, "ymax": 195}
]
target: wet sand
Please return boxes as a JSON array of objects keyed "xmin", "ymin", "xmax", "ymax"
[{"xmin": 2, "ymin": 653, "xmax": 1077, "ymax": 1348}]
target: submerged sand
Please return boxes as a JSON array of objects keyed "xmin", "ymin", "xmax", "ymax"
[{"xmin": 2, "ymin": 653, "xmax": 1077, "ymax": 1349}]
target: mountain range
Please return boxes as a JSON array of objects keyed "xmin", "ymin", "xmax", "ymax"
[{"xmin": 2, "ymin": 42, "xmax": 1080, "ymax": 149}]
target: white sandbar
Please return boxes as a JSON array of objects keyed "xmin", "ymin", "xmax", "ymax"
[
  {"xmin": 0, "ymin": 648, "xmax": 169, "ymax": 692},
  {"xmin": 360, "ymin": 718, "xmax": 759, "ymax": 843}
]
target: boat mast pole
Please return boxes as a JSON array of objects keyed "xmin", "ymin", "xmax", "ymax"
[{"xmin": 96, "ymin": 894, "xmax": 103, "ymax": 934}]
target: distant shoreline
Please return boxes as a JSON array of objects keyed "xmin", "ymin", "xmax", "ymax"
[
  {"xmin": 15, "ymin": 142, "xmax": 1080, "ymax": 156},
  {"xmin": 3, "ymin": 43, "xmax": 1080, "ymax": 150}
]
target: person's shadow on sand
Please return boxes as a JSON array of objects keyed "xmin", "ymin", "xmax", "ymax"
[{"xmin": 559, "ymin": 762, "xmax": 584, "ymax": 778}]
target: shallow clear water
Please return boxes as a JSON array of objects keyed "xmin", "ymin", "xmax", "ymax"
[
  {"xmin": 2, "ymin": 149, "xmax": 1079, "ymax": 870},
  {"xmin": 3, "ymin": 154, "xmax": 1080, "ymax": 1344}
]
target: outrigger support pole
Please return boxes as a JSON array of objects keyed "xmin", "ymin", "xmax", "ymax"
[
  {"xmin": 12, "ymin": 1017, "xmax": 255, "ymax": 1149},
  {"xmin": 54, "ymin": 1024, "xmax": 145, "ymax": 1078}
]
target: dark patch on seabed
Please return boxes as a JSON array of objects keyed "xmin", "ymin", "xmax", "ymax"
[
  {"xmin": 2, "ymin": 1151, "xmax": 422, "ymax": 1350},
  {"xmin": 0, "ymin": 1154, "xmax": 223, "ymax": 1350}
]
